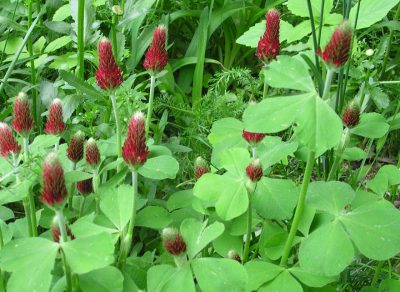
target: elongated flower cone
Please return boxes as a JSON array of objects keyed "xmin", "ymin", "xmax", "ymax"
[
  {"xmin": 246, "ymin": 159, "xmax": 263, "ymax": 182},
  {"xmin": 342, "ymin": 100, "xmax": 360, "ymax": 128},
  {"xmin": 194, "ymin": 156, "xmax": 209, "ymax": 179},
  {"xmin": 86, "ymin": 138, "xmax": 100, "ymax": 167},
  {"xmin": 162, "ymin": 227, "xmax": 187, "ymax": 256},
  {"xmin": 0, "ymin": 123, "xmax": 21, "ymax": 158},
  {"xmin": 41, "ymin": 152, "xmax": 68, "ymax": 207},
  {"xmin": 45, "ymin": 98, "xmax": 66, "ymax": 135},
  {"xmin": 77, "ymin": 178, "xmax": 93, "ymax": 195},
  {"xmin": 256, "ymin": 9, "xmax": 280, "ymax": 63},
  {"xmin": 95, "ymin": 38, "xmax": 123, "ymax": 90},
  {"xmin": 12, "ymin": 92, "xmax": 33, "ymax": 135},
  {"xmin": 143, "ymin": 25, "xmax": 168, "ymax": 73},
  {"xmin": 67, "ymin": 131, "xmax": 85, "ymax": 163},
  {"xmin": 242, "ymin": 130, "xmax": 266, "ymax": 145},
  {"xmin": 318, "ymin": 21, "xmax": 352, "ymax": 68},
  {"xmin": 122, "ymin": 112, "xmax": 150, "ymax": 167}
]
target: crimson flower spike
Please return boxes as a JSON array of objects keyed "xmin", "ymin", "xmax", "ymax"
[
  {"xmin": 0, "ymin": 122, "xmax": 21, "ymax": 158},
  {"xmin": 256, "ymin": 9, "xmax": 280, "ymax": 63},
  {"xmin": 86, "ymin": 138, "xmax": 100, "ymax": 167},
  {"xmin": 67, "ymin": 131, "xmax": 85, "ymax": 163},
  {"xmin": 342, "ymin": 100, "xmax": 360, "ymax": 128},
  {"xmin": 317, "ymin": 21, "xmax": 353, "ymax": 68},
  {"xmin": 162, "ymin": 227, "xmax": 187, "ymax": 256},
  {"xmin": 45, "ymin": 98, "xmax": 66, "ymax": 135},
  {"xmin": 122, "ymin": 112, "xmax": 150, "ymax": 168},
  {"xmin": 143, "ymin": 25, "xmax": 168, "ymax": 73},
  {"xmin": 95, "ymin": 38, "xmax": 123, "ymax": 90},
  {"xmin": 41, "ymin": 152, "xmax": 68, "ymax": 207},
  {"xmin": 12, "ymin": 92, "xmax": 33, "ymax": 136}
]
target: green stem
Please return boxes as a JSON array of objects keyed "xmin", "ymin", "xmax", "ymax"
[
  {"xmin": 13, "ymin": 154, "xmax": 33, "ymax": 237},
  {"xmin": 380, "ymin": 3, "xmax": 400, "ymax": 79},
  {"xmin": 359, "ymin": 66, "xmax": 372, "ymax": 109},
  {"xmin": 93, "ymin": 170, "xmax": 100, "ymax": 214},
  {"xmin": 371, "ymin": 261, "xmax": 384, "ymax": 286},
  {"xmin": 110, "ymin": 92, "xmax": 122, "ymax": 171},
  {"xmin": 68, "ymin": 162, "xmax": 77, "ymax": 211},
  {"xmin": 322, "ymin": 69, "xmax": 334, "ymax": 100},
  {"xmin": 27, "ymin": 1, "xmax": 38, "ymax": 128},
  {"xmin": 23, "ymin": 136, "xmax": 30, "ymax": 164},
  {"xmin": 262, "ymin": 67, "xmax": 269, "ymax": 99},
  {"xmin": 111, "ymin": 2, "xmax": 118, "ymax": 60},
  {"xmin": 56, "ymin": 210, "xmax": 72, "ymax": 292},
  {"xmin": 243, "ymin": 191, "xmax": 252, "ymax": 263},
  {"xmin": 117, "ymin": 170, "xmax": 137, "ymax": 267},
  {"xmin": 280, "ymin": 151, "xmax": 315, "ymax": 266},
  {"xmin": 327, "ymin": 128, "xmax": 350, "ymax": 181},
  {"xmin": 306, "ymin": 0, "xmax": 320, "ymax": 75},
  {"xmin": 77, "ymin": 0, "xmax": 85, "ymax": 80},
  {"xmin": 145, "ymin": 75, "xmax": 156, "ymax": 139}
]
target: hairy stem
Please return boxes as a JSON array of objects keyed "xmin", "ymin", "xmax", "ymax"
[
  {"xmin": 327, "ymin": 128, "xmax": 350, "ymax": 181},
  {"xmin": 371, "ymin": 261, "xmax": 384, "ymax": 286},
  {"xmin": 93, "ymin": 170, "xmax": 100, "ymax": 214},
  {"xmin": 262, "ymin": 67, "xmax": 269, "ymax": 99},
  {"xmin": 145, "ymin": 75, "xmax": 156, "ymax": 139},
  {"xmin": 56, "ymin": 210, "xmax": 72, "ymax": 292},
  {"xmin": 243, "ymin": 192, "xmax": 252, "ymax": 263},
  {"xmin": 280, "ymin": 150, "xmax": 315, "ymax": 266},
  {"xmin": 322, "ymin": 69, "xmax": 334, "ymax": 100},
  {"xmin": 68, "ymin": 162, "xmax": 77, "ymax": 211},
  {"xmin": 117, "ymin": 170, "xmax": 137, "ymax": 267}
]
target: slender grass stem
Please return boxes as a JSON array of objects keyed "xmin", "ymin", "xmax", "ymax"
[
  {"xmin": 371, "ymin": 261, "xmax": 384, "ymax": 286},
  {"xmin": 380, "ymin": 3, "xmax": 400, "ymax": 79},
  {"xmin": 111, "ymin": 1, "xmax": 118, "ymax": 60},
  {"xmin": 317, "ymin": 0, "xmax": 324, "ymax": 48},
  {"xmin": 306, "ymin": 0, "xmax": 320, "ymax": 75},
  {"xmin": 243, "ymin": 191, "xmax": 252, "ymax": 263},
  {"xmin": 117, "ymin": 170, "xmax": 137, "ymax": 267},
  {"xmin": 145, "ymin": 75, "xmax": 156, "ymax": 139},
  {"xmin": 110, "ymin": 92, "xmax": 122, "ymax": 171},
  {"xmin": 27, "ymin": 1, "xmax": 38, "ymax": 127},
  {"xmin": 77, "ymin": 0, "xmax": 85, "ymax": 80},
  {"xmin": 56, "ymin": 210, "xmax": 73, "ymax": 292},
  {"xmin": 280, "ymin": 150, "xmax": 315, "ymax": 266}
]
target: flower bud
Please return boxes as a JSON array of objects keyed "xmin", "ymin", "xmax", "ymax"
[
  {"xmin": 194, "ymin": 156, "xmax": 209, "ymax": 179},
  {"xmin": 12, "ymin": 92, "xmax": 33, "ymax": 135},
  {"xmin": 246, "ymin": 159, "xmax": 263, "ymax": 182},
  {"xmin": 242, "ymin": 130, "xmax": 266, "ymax": 145},
  {"xmin": 0, "ymin": 123, "xmax": 21, "ymax": 158},
  {"xmin": 317, "ymin": 21, "xmax": 352, "ymax": 68},
  {"xmin": 143, "ymin": 25, "xmax": 168, "ymax": 73},
  {"xmin": 227, "ymin": 250, "xmax": 241, "ymax": 262},
  {"xmin": 86, "ymin": 138, "xmax": 100, "ymax": 167},
  {"xmin": 256, "ymin": 9, "xmax": 280, "ymax": 63},
  {"xmin": 95, "ymin": 38, "xmax": 123, "ymax": 90},
  {"xmin": 45, "ymin": 98, "xmax": 66, "ymax": 135},
  {"xmin": 162, "ymin": 227, "xmax": 187, "ymax": 256},
  {"xmin": 67, "ymin": 131, "xmax": 85, "ymax": 163},
  {"xmin": 77, "ymin": 178, "xmax": 93, "ymax": 195},
  {"xmin": 112, "ymin": 5, "xmax": 123, "ymax": 15},
  {"xmin": 41, "ymin": 152, "xmax": 68, "ymax": 207},
  {"xmin": 342, "ymin": 100, "xmax": 360, "ymax": 128},
  {"xmin": 122, "ymin": 112, "xmax": 150, "ymax": 167}
]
